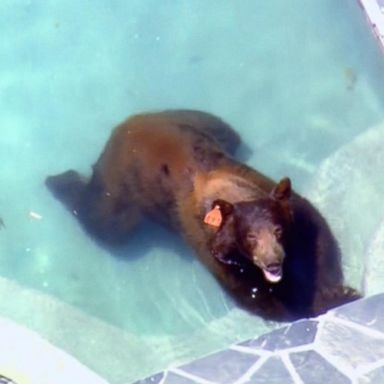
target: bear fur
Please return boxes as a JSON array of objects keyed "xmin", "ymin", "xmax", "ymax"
[{"xmin": 46, "ymin": 110, "xmax": 360, "ymax": 321}]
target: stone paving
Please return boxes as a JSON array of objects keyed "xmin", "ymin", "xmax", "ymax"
[{"xmin": 136, "ymin": 294, "xmax": 384, "ymax": 383}]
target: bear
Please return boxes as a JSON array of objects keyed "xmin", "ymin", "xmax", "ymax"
[{"xmin": 45, "ymin": 110, "xmax": 360, "ymax": 321}]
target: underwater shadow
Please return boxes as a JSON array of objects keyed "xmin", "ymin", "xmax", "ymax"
[{"xmin": 99, "ymin": 219, "xmax": 194, "ymax": 263}]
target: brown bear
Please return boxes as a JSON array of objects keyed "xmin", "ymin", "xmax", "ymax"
[{"xmin": 46, "ymin": 110, "xmax": 360, "ymax": 320}]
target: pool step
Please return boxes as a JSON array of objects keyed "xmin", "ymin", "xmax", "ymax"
[
  {"xmin": 305, "ymin": 120, "xmax": 384, "ymax": 295},
  {"xmin": 0, "ymin": 276, "xmax": 271, "ymax": 383},
  {"xmin": 0, "ymin": 276, "xmax": 176, "ymax": 384}
]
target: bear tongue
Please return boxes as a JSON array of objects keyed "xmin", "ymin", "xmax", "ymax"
[{"xmin": 262, "ymin": 268, "xmax": 282, "ymax": 284}]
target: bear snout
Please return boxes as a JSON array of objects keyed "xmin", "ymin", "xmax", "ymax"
[
  {"xmin": 250, "ymin": 232, "xmax": 285, "ymax": 283},
  {"xmin": 251, "ymin": 234, "xmax": 285, "ymax": 269}
]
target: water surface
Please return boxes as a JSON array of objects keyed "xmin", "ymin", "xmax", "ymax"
[{"xmin": 0, "ymin": 1, "xmax": 383, "ymax": 382}]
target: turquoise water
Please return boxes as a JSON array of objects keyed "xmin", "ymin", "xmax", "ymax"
[{"xmin": 1, "ymin": 1, "xmax": 384, "ymax": 382}]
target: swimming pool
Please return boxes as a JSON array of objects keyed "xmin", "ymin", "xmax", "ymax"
[{"xmin": 0, "ymin": 1, "xmax": 383, "ymax": 382}]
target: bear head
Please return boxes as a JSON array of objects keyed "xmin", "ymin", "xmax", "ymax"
[{"xmin": 208, "ymin": 177, "xmax": 293, "ymax": 284}]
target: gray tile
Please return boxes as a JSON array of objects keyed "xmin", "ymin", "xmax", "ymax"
[
  {"xmin": 164, "ymin": 372, "xmax": 199, "ymax": 384},
  {"xmin": 290, "ymin": 351, "xmax": 351, "ymax": 384},
  {"xmin": 179, "ymin": 349, "xmax": 258, "ymax": 383},
  {"xmin": 247, "ymin": 356, "xmax": 295, "ymax": 383},
  {"xmin": 135, "ymin": 372, "xmax": 164, "ymax": 384},
  {"xmin": 358, "ymin": 366, "xmax": 384, "ymax": 384},
  {"xmin": 319, "ymin": 320, "xmax": 384, "ymax": 370},
  {"xmin": 241, "ymin": 320, "xmax": 318, "ymax": 351},
  {"xmin": 332, "ymin": 294, "xmax": 384, "ymax": 334},
  {"xmin": 0, "ymin": 376, "xmax": 17, "ymax": 384}
]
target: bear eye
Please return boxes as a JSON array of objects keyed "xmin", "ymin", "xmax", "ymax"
[{"xmin": 274, "ymin": 226, "xmax": 283, "ymax": 239}]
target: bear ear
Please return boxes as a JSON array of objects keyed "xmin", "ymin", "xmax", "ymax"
[
  {"xmin": 271, "ymin": 177, "xmax": 291, "ymax": 201},
  {"xmin": 203, "ymin": 199, "xmax": 233, "ymax": 228},
  {"xmin": 211, "ymin": 199, "xmax": 234, "ymax": 217}
]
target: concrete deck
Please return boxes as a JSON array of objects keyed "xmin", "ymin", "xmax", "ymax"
[
  {"xmin": 0, "ymin": 317, "xmax": 108, "ymax": 384},
  {"xmin": 358, "ymin": 0, "xmax": 384, "ymax": 51}
]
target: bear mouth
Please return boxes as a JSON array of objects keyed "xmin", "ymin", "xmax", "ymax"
[{"xmin": 262, "ymin": 264, "xmax": 282, "ymax": 283}]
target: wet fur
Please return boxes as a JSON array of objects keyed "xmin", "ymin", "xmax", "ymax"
[{"xmin": 46, "ymin": 110, "xmax": 360, "ymax": 321}]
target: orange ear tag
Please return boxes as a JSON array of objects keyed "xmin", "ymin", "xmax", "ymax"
[{"xmin": 204, "ymin": 205, "xmax": 222, "ymax": 227}]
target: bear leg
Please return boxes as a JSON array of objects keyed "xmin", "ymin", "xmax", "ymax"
[
  {"xmin": 313, "ymin": 285, "xmax": 362, "ymax": 316},
  {"xmin": 46, "ymin": 171, "xmax": 140, "ymax": 245},
  {"xmin": 45, "ymin": 170, "xmax": 86, "ymax": 212}
]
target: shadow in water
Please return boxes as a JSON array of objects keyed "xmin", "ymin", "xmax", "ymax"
[{"xmin": 99, "ymin": 218, "xmax": 194, "ymax": 263}]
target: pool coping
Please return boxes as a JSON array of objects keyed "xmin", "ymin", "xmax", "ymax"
[
  {"xmin": 135, "ymin": 293, "xmax": 384, "ymax": 383},
  {"xmin": 358, "ymin": 0, "xmax": 384, "ymax": 53}
]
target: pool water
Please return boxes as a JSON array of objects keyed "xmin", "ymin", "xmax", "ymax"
[{"xmin": 0, "ymin": 0, "xmax": 384, "ymax": 383}]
